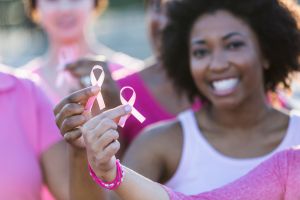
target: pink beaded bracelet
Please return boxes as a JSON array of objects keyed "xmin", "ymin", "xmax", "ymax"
[{"xmin": 88, "ymin": 159, "xmax": 125, "ymax": 190}]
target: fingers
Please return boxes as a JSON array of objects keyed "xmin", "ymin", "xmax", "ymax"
[
  {"xmin": 60, "ymin": 115, "xmax": 87, "ymax": 135},
  {"xmin": 54, "ymin": 86, "xmax": 100, "ymax": 115},
  {"xmin": 82, "ymin": 118, "xmax": 117, "ymax": 141},
  {"xmin": 99, "ymin": 140, "xmax": 120, "ymax": 165},
  {"xmin": 55, "ymin": 103, "xmax": 85, "ymax": 128},
  {"xmin": 86, "ymin": 131, "xmax": 120, "ymax": 167},
  {"xmin": 83, "ymin": 104, "xmax": 132, "ymax": 131},
  {"xmin": 64, "ymin": 128, "xmax": 82, "ymax": 143},
  {"xmin": 91, "ymin": 130, "xmax": 119, "ymax": 154}
]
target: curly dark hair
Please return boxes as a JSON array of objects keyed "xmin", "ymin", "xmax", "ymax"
[
  {"xmin": 161, "ymin": 0, "xmax": 300, "ymax": 102},
  {"xmin": 23, "ymin": 0, "xmax": 108, "ymax": 20}
]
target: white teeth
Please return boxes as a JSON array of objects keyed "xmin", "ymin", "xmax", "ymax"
[{"xmin": 212, "ymin": 78, "xmax": 239, "ymax": 92}]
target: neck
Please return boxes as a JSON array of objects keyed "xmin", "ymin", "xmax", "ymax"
[
  {"xmin": 44, "ymin": 34, "xmax": 93, "ymax": 68},
  {"xmin": 205, "ymin": 92, "xmax": 273, "ymax": 129}
]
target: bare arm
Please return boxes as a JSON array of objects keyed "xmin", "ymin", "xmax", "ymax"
[
  {"xmin": 82, "ymin": 105, "xmax": 170, "ymax": 200},
  {"xmin": 40, "ymin": 141, "xmax": 69, "ymax": 200},
  {"xmin": 69, "ymin": 147, "xmax": 108, "ymax": 200},
  {"xmin": 53, "ymin": 86, "xmax": 122, "ymax": 200}
]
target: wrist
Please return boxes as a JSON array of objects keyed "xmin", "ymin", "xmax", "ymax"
[
  {"xmin": 97, "ymin": 164, "xmax": 117, "ymax": 182},
  {"xmin": 88, "ymin": 159, "xmax": 125, "ymax": 190}
]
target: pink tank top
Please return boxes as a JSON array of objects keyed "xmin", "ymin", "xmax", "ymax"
[{"xmin": 164, "ymin": 147, "xmax": 300, "ymax": 200}]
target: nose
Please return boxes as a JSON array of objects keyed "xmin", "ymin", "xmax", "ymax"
[{"xmin": 209, "ymin": 49, "xmax": 229, "ymax": 73}]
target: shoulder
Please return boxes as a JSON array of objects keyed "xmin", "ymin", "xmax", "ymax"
[
  {"xmin": 289, "ymin": 109, "xmax": 300, "ymax": 119},
  {"xmin": 125, "ymin": 118, "xmax": 183, "ymax": 167},
  {"xmin": 123, "ymin": 119, "xmax": 184, "ymax": 181},
  {"xmin": 20, "ymin": 58, "xmax": 43, "ymax": 72},
  {"xmin": 136, "ymin": 119, "xmax": 182, "ymax": 148},
  {"xmin": 0, "ymin": 65, "xmax": 37, "ymax": 93},
  {"xmin": 1, "ymin": 67, "xmax": 50, "ymax": 108}
]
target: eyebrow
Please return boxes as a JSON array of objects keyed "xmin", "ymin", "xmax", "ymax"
[
  {"xmin": 191, "ymin": 32, "xmax": 244, "ymax": 45},
  {"xmin": 223, "ymin": 32, "xmax": 244, "ymax": 40}
]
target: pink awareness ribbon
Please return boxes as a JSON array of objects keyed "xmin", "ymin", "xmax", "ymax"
[
  {"xmin": 85, "ymin": 65, "xmax": 106, "ymax": 111},
  {"xmin": 118, "ymin": 86, "xmax": 146, "ymax": 127},
  {"xmin": 56, "ymin": 46, "xmax": 78, "ymax": 88}
]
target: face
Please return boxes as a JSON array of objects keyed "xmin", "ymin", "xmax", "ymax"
[
  {"xmin": 189, "ymin": 10, "xmax": 268, "ymax": 109},
  {"xmin": 145, "ymin": 0, "xmax": 168, "ymax": 56},
  {"xmin": 36, "ymin": 0, "xmax": 94, "ymax": 43}
]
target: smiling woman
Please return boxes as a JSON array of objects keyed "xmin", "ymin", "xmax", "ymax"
[{"xmin": 117, "ymin": 0, "xmax": 300, "ymax": 196}]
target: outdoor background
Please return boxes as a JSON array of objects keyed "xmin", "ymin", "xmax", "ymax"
[{"xmin": 0, "ymin": 0, "xmax": 150, "ymax": 67}]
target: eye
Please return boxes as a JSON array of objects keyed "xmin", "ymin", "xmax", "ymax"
[
  {"xmin": 192, "ymin": 48, "xmax": 209, "ymax": 59},
  {"xmin": 226, "ymin": 41, "xmax": 245, "ymax": 50}
]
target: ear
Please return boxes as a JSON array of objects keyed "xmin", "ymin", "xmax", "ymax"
[{"xmin": 31, "ymin": 9, "xmax": 41, "ymax": 24}]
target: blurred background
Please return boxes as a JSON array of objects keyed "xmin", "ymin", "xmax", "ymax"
[{"xmin": 0, "ymin": 0, "xmax": 150, "ymax": 67}]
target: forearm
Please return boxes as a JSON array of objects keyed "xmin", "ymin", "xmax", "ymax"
[
  {"xmin": 114, "ymin": 167, "xmax": 169, "ymax": 200},
  {"xmin": 69, "ymin": 146, "xmax": 108, "ymax": 200}
]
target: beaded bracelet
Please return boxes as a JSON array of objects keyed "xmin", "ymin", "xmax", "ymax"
[{"xmin": 88, "ymin": 159, "xmax": 125, "ymax": 190}]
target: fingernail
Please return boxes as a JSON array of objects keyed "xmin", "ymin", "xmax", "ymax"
[
  {"xmin": 125, "ymin": 105, "xmax": 132, "ymax": 112},
  {"xmin": 64, "ymin": 133, "xmax": 70, "ymax": 140}
]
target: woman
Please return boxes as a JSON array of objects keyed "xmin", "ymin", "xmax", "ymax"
[
  {"xmin": 22, "ymin": 0, "xmax": 142, "ymax": 104},
  {"xmin": 120, "ymin": 0, "xmax": 300, "ymax": 194},
  {"xmin": 0, "ymin": 65, "xmax": 68, "ymax": 199},
  {"xmin": 55, "ymin": 0, "xmax": 300, "ymax": 197}
]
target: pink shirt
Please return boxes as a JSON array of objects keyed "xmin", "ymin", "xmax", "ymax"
[
  {"xmin": 22, "ymin": 59, "xmax": 64, "ymax": 104},
  {"xmin": 164, "ymin": 147, "xmax": 300, "ymax": 200},
  {"xmin": 0, "ymin": 70, "xmax": 61, "ymax": 200}
]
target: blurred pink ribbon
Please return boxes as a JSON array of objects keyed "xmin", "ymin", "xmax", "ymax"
[
  {"xmin": 118, "ymin": 86, "xmax": 146, "ymax": 127},
  {"xmin": 85, "ymin": 65, "xmax": 106, "ymax": 111},
  {"xmin": 56, "ymin": 46, "xmax": 78, "ymax": 88}
]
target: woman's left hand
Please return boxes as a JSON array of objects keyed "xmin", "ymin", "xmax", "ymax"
[{"xmin": 81, "ymin": 105, "xmax": 131, "ymax": 180}]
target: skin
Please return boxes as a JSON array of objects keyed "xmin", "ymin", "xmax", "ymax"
[
  {"xmin": 54, "ymin": 4, "xmax": 293, "ymax": 200},
  {"xmin": 53, "ymin": 1, "xmax": 191, "ymax": 198},
  {"xmin": 40, "ymin": 141, "xmax": 69, "ymax": 200},
  {"xmin": 141, "ymin": 0, "xmax": 190, "ymax": 117},
  {"xmin": 122, "ymin": 10, "xmax": 289, "ymax": 183},
  {"xmin": 82, "ymin": 105, "xmax": 169, "ymax": 200},
  {"xmin": 82, "ymin": 106, "xmax": 300, "ymax": 200},
  {"xmin": 28, "ymin": 3, "xmax": 118, "ymax": 197},
  {"xmin": 26, "ymin": 0, "xmax": 112, "ymax": 99},
  {"xmin": 19, "ymin": 2, "xmax": 95, "ymax": 193}
]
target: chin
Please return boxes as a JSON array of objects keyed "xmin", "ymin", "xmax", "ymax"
[
  {"xmin": 212, "ymin": 99, "xmax": 241, "ymax": 111},
  {"xmin": 56, "ymin": 33, "xmax": 81, "ymax": 44}
]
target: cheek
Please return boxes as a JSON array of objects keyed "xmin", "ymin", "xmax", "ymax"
[
  {"xmin": 148, "ymin": 15, "xmax": 161, "ymax": 37},
  {"xmin": 39, "ymin": 11, "xmax": 57, "ymax": 29},
  {"xmin": 190, "ymin": 58, "xmax": 207, "ymax": 86}
]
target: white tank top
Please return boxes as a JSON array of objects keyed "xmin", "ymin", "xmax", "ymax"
[{"xmin": 165, "ymin": 109, "xmax": 300, "ymax": 195}]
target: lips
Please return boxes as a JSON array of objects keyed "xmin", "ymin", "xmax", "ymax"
[
  {"xmin": 211, "ymin": 78, "xmax": 239, "ymax": 96},
  {"xmin": 56, "ymin": 17, "xmax": 77, "ymax": 29}
]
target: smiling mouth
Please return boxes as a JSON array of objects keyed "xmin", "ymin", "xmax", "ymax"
[
  {"xmin": 57, "ymin": 17, "xmax": 76, "ymax": 28},
  {"xmin": 211, "ymin": 78, "xmax": 239, "ymax": 96}
]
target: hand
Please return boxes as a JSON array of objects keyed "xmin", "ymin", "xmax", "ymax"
[
  {"xmin": 81, "ymin": 105, "xmax": 132, "ymax": 180},
  {"xmin": 66, "ymin": 55, "xmax": 121, "ymax": 111},
  {"xmin": 54, "ymin": 86, "xmax": 100, "ymax": 148}
]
